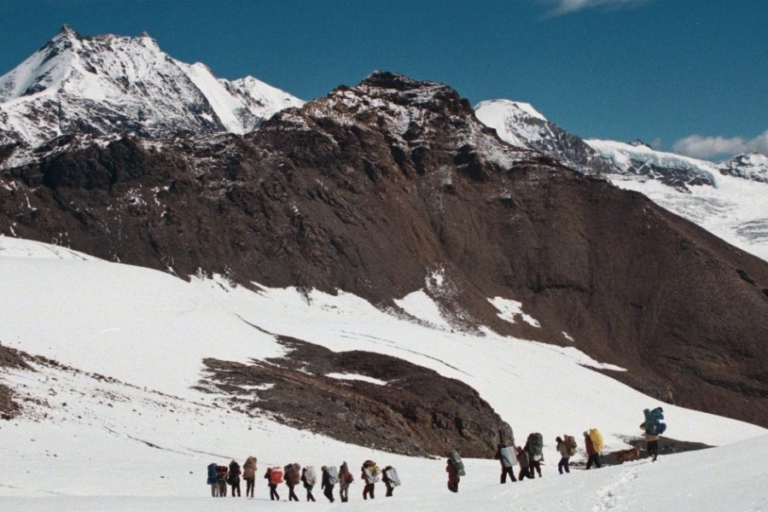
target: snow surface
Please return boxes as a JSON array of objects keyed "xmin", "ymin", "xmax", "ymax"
[
  {"xmin": 325, "ymin": 373, "xmax": 388, "ymax": 386},
  {"xmin": 0, "ymin": 237, "xmax": 766, "ymax": 509},
  {"xmin": 487, "ymin": 296, "xmax": 541, "ymax": 328}
]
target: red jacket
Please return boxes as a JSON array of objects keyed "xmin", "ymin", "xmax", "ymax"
[{"xmin": 584, "ymin": 435, "xmax": 596, "ymax": 455}]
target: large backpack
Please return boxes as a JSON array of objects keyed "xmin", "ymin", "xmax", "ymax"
[
  {"xmin": 588, "ymin": 429, "xmax": 605, "ymax": 452},
  {"xmin": 448, "ymin": 450, "xmax": 466, "ymax": 477},
  {"xmin": 304, "ymin": 466, "xmax": 317, "ymax": 486},
  {"xmin": 644, "ymin": 408, "xmax": 667, "ymax": 436},
  {"xmin": 499, "ymin": 446, "xmax": 517, "ymax": 468},
  {"xmin": 327, "ymin": 466, "xmax": 339, "ymax": 485},
  {"xmin": 564, "ymin": 435, "xmax": 578, "ymax": 456},
  {"xmin": 284, "ymin": 464, "xmax": 300, "ymax": 486},
  {"xmin": 207, "ymin": 463, "xmax": 217, "ymax": 485},
  {"xmin": 528, "ymin": 433, "xmax": 544, "ymax": 461},
  {"xmin": 269, "ymin": 467, "xmax": 284, "ymax": 485},
  {"xmin": 384, "ymin": 467, "xmax": 401, "ymax": 487}
]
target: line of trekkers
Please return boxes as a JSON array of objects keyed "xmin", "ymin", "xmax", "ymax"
[
  {"xmin": 208, "ymin": 407, "xmax": 666, "ymax": 498},
  {"xmin": 448, "ymin": 407, "xmax": 668, "ymax": 492},
  {"xmin": 206, "ymin": 458, "xmax": 400, "ymax": 501}
]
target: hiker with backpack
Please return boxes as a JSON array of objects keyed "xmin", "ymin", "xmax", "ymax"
[
  {"xmin": 641, "ymin": 407, "xmax": 666, "ymax": 462},
  {"xmin": 495, "ymin": 442, "xmax": 517, "ymax": 483},
  {"xmin": 321, "ymin": 466, "xmax": 336, "ymax": 503},
  {"xmin": 556, "ymin": 437, "xmax": 571, "ymax": 474},
  {"xmin": 302, "ymin": 466, "xmax": 317, "ymax": 502},
  {"xmin": 216, "ymin": 465, "xmax": 228, "ymax": 497},
  {"xmin": 516, "ymin": 446, "xmax": 531, "ymax": 481},
  {"xmin": 446, "ymin": 450, "xmax": 464, "ymax": 493},
  {"xmin": 285, "ymin": 463, "xmax": 301, "ymax": 502},
  {"xmin": 207, "ymin": 463, "xmax": 219, "ymax": 497},
  {"xmin": 228, "ymin": 460, "xmax": 242, "ymax": 497},
  {"xmin": 243, "ymin": 456, "xmax": 257, "ymax": 498},
  {"xmin": 382, "ymin": 465, "xmax": 399, "ymax": 497},
  {"xmin": 525, "ymin": 433, "xmax": 544, "ymax": 478},
  {"xmin": 361, "ymin": 460, "xmax": 380, "ymax": 500},
  {"xmin": 339, "ymin": 462, "xmax": 353, "ymax": 502},
  {"xmin": 584, "ymin": 430, "xmax": 603, "ymax": 469},
  {"xmin": 265, "ymin": 467, "xmax": 282, "ymax": 501}
]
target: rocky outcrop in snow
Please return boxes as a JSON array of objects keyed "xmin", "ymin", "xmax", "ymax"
[
  {"xmin": 718, "ymin": 152, "xmax": 768, "ymax": 183},
  {"xmin": 0, "ymin": 25, "xmax": 303, "ymax": 148}
]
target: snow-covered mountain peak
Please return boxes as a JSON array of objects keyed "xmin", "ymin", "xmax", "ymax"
[
  {"xmin": 475, "ymin": 98, "xmax": 616, "ymax": 175},
  {"xmin": 719, "ymin": 152, "xmax": 768, "ymax": 183},
  {"xmin": 0, "ymin": 27, "xmax": 303, "ymax": 147}
]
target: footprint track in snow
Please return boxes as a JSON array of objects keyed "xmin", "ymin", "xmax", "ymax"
[{"xmin": 592, "ymin": 467, "xmax": 640, "ymax": 511}]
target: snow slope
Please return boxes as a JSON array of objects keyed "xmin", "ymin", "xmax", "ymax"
[
  {"xmin": 0, "ymin": 26, "xmax": 303, "ymax": 147},
  {"xmin": 0, "ymin": 236, "xmax": 766, "ymax": 509}
]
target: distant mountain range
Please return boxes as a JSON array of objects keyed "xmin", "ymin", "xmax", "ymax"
[{"xmin": 0, "ymin": 25, "xmax": 303, "ymax": 148}]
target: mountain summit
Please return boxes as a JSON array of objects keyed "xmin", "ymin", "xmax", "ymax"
[{"xmin": 0, "ymin": 26, "xmax": 303, "ymax": 147}]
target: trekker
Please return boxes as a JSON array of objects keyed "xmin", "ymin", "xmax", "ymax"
[
  {"xmin": 243, "ymin": 456, "xmax": 257, "ymax": 498},
  {"xmin": 584, "ymin": 431, "xmax": 602, "ymax": 469},
  {"xmin": 556, "ymin": 437, "xmax": 571, "ymax": 474},
  {"xmin": 228, "ymin": 460, "xmax": 242, "ymax": 497},
  {"xmin": 321, "ymin": 466, "xmax": 335, "ymax": 503},
  {"xmin": 339, "ymin": 462, "xmax": 353, "ymax": 502},
  {"xmin": 525, "ymin": 433, "xmax": 544, "ymax": 478},
  {"xmin": 216, "ymin": 465, "xmax": 228, "ymax": 497},
  {"xmin": 516, "ymin": 446, "xmax": 531, "ymax": 481},
  {"xmin": 301, "ymin": 467, "xmax": 317, "ymax": 502},
  {"xmin": 641, "ymin": 407, "xmax": 666, "ymax": 462},
  {"xmin": 382, "ymin": 466, "xmax": 395, "ymax": 497},
  {"xmin": 446, "ymin": 459, "xmax": 460, "ymax": 492},
  {"xmin": 265, "ymin": 467, "xmax": 281, "ymax": 501},
  {"xmin": 285, "ymin": 463, "xmax": 301, "ymax": 502},
  {"xmin": 207, "ymin": 463, "xmax": 219, "ymax": 497},
  {"xmin": 361, "ymin": 460, "xmax": 379, "ymax": 500},
  {"xmin": 496, "ymin": 442, "xmax": 517, "ymax": 483}
]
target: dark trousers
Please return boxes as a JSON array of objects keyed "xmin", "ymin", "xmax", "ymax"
[
  {"xmin": 304, "ymin": 484, "xmax": 316, "ymax": 502},
  {"xmin": 586, "ymin": 454, "xmax": 601, "ymax": 469},
  {"xmin": 558, "ymin": 457, "xmax": 570, "ymax": 474},
  {"xmin": 245, "ymin": 478, "xmax": 255, "ymax": 497},
  {"xmin": 288, "ymin": 485, "xmax": 299, "ymax": 501},
  {"xmin": 269, "ymin": 484, "xmax": 280, "ymax": 501},
  {"xmin": 323, "ymin": 484, "xmax": 335, "ymax": 502},
  {"xmin": 648, "ymin": 440, "xmax": 659, "ymax": 461},
  {"xmin": 500, "ymin": 466, "xmax": 517, "ymax": 483},
  {"xmin": 518, "ymin": 466, "xmax": 531, "ymax": 480},
  {"xmin": 211, "ymin": 483, "xmax": 218, "ymax": 497},
  {"xmin": 385, "ymin": 481, "xmax": 394, "ymax": 497},
  {"xmin": 530, "ymin": 460, "xmax": 542, "ymax": 478},
  {"xmin": 218, "ymin": 481, "xmax": 227, "ymax": 497},
  {"xmin": 448, "ymin": 479, "xmax": 459, "ymax": 493},
  {"xmin": 230, "ymin": 481, "xmax": 241, "ymax": 497},
  {"xmin": 363, "ymin": 483, "xmax": 375, "ymax": 500}
]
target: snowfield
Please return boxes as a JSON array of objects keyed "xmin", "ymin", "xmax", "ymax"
[{"xmin": 1, "ymin": 236, "xmax": 766, "ymax": 510}]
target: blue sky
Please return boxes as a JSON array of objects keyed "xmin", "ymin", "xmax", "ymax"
[{"xmin": 0, "ymin": 0, "xmax": 766, "ymax": 159}]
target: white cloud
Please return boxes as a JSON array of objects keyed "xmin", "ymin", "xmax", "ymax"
[
  {"xmin": 672, "ymin": 130, "xmax": 768, "ymax": 159},
  {"xmin": 538, "ymin": 0, "xmax": 651, "ymax": 15}
]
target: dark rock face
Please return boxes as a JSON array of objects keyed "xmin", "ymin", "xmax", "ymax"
[
  {"xmin": 200, "ymin": 336, "xmax": 513, "ymax": 457},
  {"xmin": 2, "ymin": 72, "xmax": 768, "ymax": 430},
  {"xmin": 0, "ymin": 343, "xmax": 30, "ymax": 419}
]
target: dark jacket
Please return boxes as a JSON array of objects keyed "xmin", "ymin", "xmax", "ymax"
[
  {"xmin": 446, "ymin": 462, "xmax": 459, "ymax": 483},
  {"xmin": 321, "ymin": 469, "xmax": 332, "ymax": 489},
  {"xmin": 516, "ymin": 449, "xmax": 529, "ymax": 468}
]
